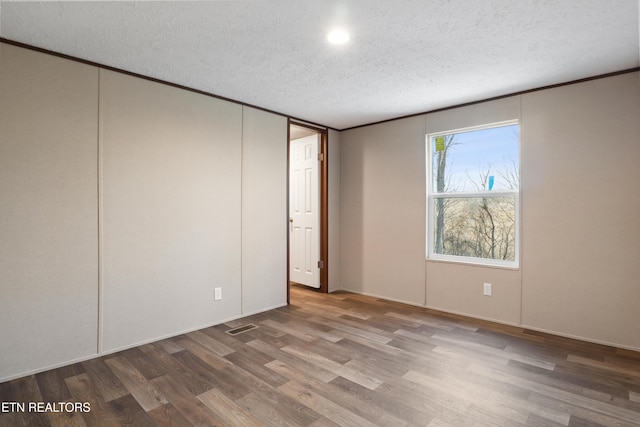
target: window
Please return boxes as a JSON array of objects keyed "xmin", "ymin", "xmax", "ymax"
[{"xmin": 426, "ymin": 120, "xmax": 519, "ymax": 267}]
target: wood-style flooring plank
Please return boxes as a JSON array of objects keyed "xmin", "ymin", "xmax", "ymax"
[
  {"xmin": 280, "ymin": 344, "xmax": 383, "ymax": 390},
  {"xmin": 470, "ymin": 363, "xmax": 640, "ymax": 424},
  {"xmin": 120, "ymin": 348, "xmax": 166, "ymax": 381},
  {"xmin": 104, "ymin": 356, "xmax": 168, "ymax": 412},
  {"xmin": 306, "ymin": 316, "xmax": 392, "ymax": 345},
  {"xmin": 34, "ymin": 370, "xmax": 72, "ymax": 403},
  {"xmin": 308, "ymin": 417, "xmax": 342, "ymax": 427},
  {"xmin": 183, "ymin": 330, "xmax": 234, "ymax": 357},
  {"xmin": 162, "ymin": 350, "xmax": 220, "ymax": 396},
  {"xmin": 65, "ymin": 373, "xmax": 123, "ymax": 427},
  {"xmin": 155, "ymin": 338, "xmax": 184, "ymax": 355},
  {"xmin": 197, "ymin": 387, "xmax": 263, "ymax": 426},
  {"xmin": 140, "ymin": 345, "xmax": 213, "ymax": 397},
  {"xmin": 328, "ymin": 375, "xmax": 434, "ymax": 426},
  {"xmin": 107, "ymin": 394, "xmax": 157, "ymax": 427},
  {"xmin": 0, "ymin": 376, "xmax": 48, "ymax": 427},
  {"xmin": 234, "ymin": 392, "xmax": 296, "ymax": 427},
  {"xmin": 54, "ymin": 363, "xmax": 87, "ymax": 381},
  {"xmin": 80, "ymin": 358, "xmax": 128, "ymax": 402},
  {"xmin": 8, "ymin": 376, "xmax": 49, "ymax": 427},
  {"xmin": 149, "ymin": 374, "xmax": 226, "ymax": 427},
  {"xmin": 171, "ymin": 349, "xmax": 252, "ymax": 401},
  {"xmin": 260, "ymin": 319, "xmax": 318, "ymax": 342},
  {"xmin": 249, "ymin": 339, "xmax": 338, "ymax": 384},
  {"xmin": 222, "ymin": 348, "xmax": 289, "ymax": 388},
  {"xmin": 0, "ymin": 380, "xmax": 21, "ymax": 427},
  {"xmin": 145, "ymin": 403, "xmax": 192, "ymax": 427},
  {"xmin": 46, "ymin": 410, "xmax": 88, "ymax": 427},
  {"xmin": 266, "ymin": 360, "xmax": 383, "ymax": 423},
  {"xmin": 224, "ymin": 364, "xmax": 321, "ymax": 426},
  {"xmin": 34, "ymin": 370, "xmax": 90, "ymax": 427},
  {"xmin": 278, "ymin": 380, "xmax": 377, "ymax": 427}
]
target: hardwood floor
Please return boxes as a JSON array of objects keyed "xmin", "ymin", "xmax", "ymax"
[{"xmin": 2, "ymin": 285, "xmax": 640, "ymax": 426}]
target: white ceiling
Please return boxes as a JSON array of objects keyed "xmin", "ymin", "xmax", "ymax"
[{"xmin": 1, "ymin": 1, "xmax": 639, "ymax": 130}]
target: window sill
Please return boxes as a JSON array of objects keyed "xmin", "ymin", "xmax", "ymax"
[{"xmin": 426, "ymin": 256, "xmax": 520, "ymax": 271}]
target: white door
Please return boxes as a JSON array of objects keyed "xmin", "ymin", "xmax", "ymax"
[{"xmin": 289, "ymin": 134, "xmax": 320, "ymax": 288}]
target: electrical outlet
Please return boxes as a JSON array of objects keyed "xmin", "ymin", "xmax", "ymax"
[
  {"xmin": 483, "ymin": 283, "xmax": 492, "ymax": 296},
  {"xmin": 214, "ymin": 287, "xmax": 222, "ymax": 301}
]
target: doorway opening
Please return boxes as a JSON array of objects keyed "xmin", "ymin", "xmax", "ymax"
[{"xmin": 287, "ymin": 120, "xmax": 328, "ymax": 303}]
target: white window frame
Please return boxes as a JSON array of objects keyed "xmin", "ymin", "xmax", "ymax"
[{"xmin": 425, "ymin": 120, "xmax": 520, "ymax": 269}]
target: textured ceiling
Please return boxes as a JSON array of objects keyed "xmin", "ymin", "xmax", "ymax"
[{"xmin": 1, "ymin": 1, "xmax": 639, "ymax": 130}]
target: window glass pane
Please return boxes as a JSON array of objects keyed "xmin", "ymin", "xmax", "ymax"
[
  {"xmin": 432, "ymin": 124, "xmax": 519, "ymax": 193},
  {"xmin": 433, "ymin": 196, "xmax": 516, "ymax": 261}
]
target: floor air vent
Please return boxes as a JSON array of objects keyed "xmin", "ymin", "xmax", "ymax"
[{"xmin": 225, "ymin": 324, "xmax": 258, "ymax": 336}]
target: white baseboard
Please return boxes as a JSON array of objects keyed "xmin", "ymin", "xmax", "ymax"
[
  {"xmin": 519, "ymin": 324, "xmax": 640, "ymax": 353},
  {"xmin": 330, "ymin": 288, "xmax": 640, "ymax": 353},
  {"xmin": 1, "ymin": 303, "xmax": 287, "ymax": 383}
]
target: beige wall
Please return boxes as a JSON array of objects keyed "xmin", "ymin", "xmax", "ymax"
[
  {"xmin": 241, "ymin": 107, "xmax": 288, "ymax": 314},
  {"xmin": 340, "ymin": 72, "xmax": 640, "ymax": 350},
  {"xmin": 520, "ymin": 73, "xmax": 640, "ymax": 348},
  {"xmin": 0, "ymin": 43, "xmax": 289, "ymax": 381},
  {"xmin": 340, "ymin": 116, "xmax": 427, "ymax": 305},
  {"xmin": 100, "ymin": 70, "xmax": 244, "ymax": 352},
  {"xmin": 0, "ymin": 44, "xmax": 99, "ymax": 379},
  {"xmin": 328, "ymin": 129, "xmax": 341, "ymax": 292}
]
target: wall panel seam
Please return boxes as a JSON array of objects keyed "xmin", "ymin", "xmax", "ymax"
[
  {"xmin": 97, "ymin": 68, "xmax": 104, "ymax": 354},
  {"xmin": 240, "ymin": 106, "xmax": 244, "ymax": 315}
]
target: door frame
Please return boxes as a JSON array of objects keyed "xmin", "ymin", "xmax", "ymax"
[{"xmin": 287, "ymin": 119, "xmax": 328, "ymax": 303}]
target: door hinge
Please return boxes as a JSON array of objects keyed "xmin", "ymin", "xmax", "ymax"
[
  {"xmin": 317, "ymin": 153, "xmax": 324, "ymax": 162},
  {"xmin": 317, "ymin": 260, "xmax": 324, "ymax": 269}
]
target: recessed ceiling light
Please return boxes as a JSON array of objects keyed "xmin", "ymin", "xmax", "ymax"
[{"xmin": 327, "ymin": 29, "xmax": 350, "ymax": 45}]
